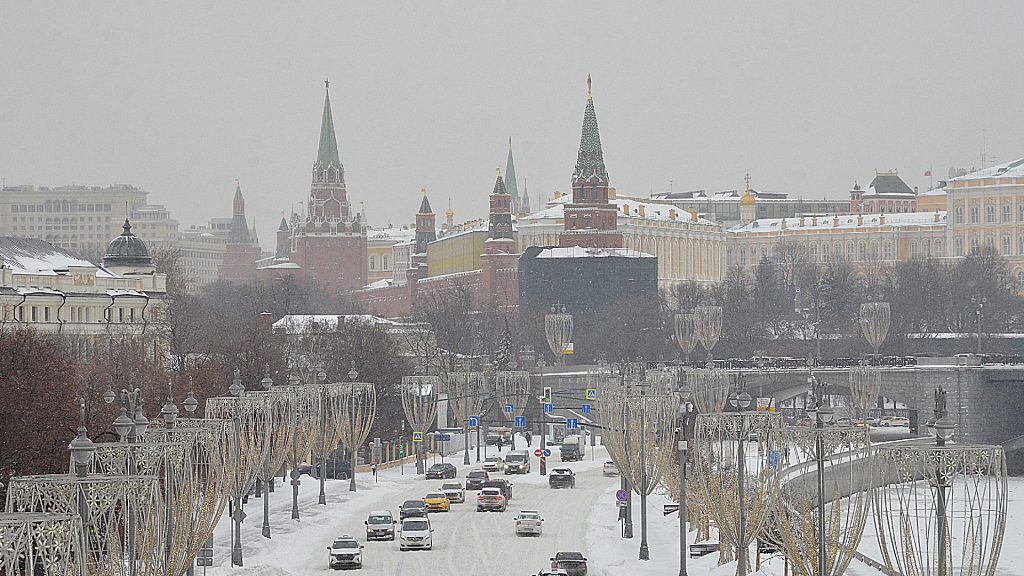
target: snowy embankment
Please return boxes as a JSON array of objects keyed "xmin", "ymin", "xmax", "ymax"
[{"xmin": 585, "ymin": 477, "xmax": 1024, "ymax": 575}]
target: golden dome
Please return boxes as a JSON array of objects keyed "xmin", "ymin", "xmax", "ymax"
[{"xmin": 740, "ymin": 191, "xmax": 757, "ymax": 206}]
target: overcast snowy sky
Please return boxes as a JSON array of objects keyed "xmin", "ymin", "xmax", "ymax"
[{"xmin": 1, "ymin": 1, "xmax": 1021, "ymax": 238}]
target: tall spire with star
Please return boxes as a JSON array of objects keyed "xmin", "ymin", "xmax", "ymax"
[
  {"xmin": 308, "ymin": 79, "xmax": 349, "ymax": 225},
  {"xmin": 505, "ymin": 137, "xmax": 521, "ymax": 214}
]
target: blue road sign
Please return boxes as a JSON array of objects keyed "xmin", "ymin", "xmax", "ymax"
[
  {"xmin": 585, "ymin": 388, "xmax": 597, "ymax": 400},
  {"xmin": 542, "ymin": 448, "xmax": 552, "ymax": 457},
  {"xmin": 543, "ymin": 403, "xmax": 554, "ymax": 413},
  {"xmin": 581, "ymin": 403, "xmax": 592, "ymax": 414},
  {"xmin": 504, "ymin": 403, "xmax": 514, "ymax": 414},
  {"xmin": 412, "ymin": 431, "xmax": 424, "ymax": 443},
  {"xmin": 767, "ymin": 450, "xmax": 779, "ymax": 469},
  {"xmin": 615, "ymin": 489, "xmax": 628, "ymax": 502},
  {"xmin": 434, "ymin": 433, "xmax": 452, "ymax": 441},
  {"xmin": 566, "ymin": 418, "xmax": 579, "ymax": 429},
  {"xmin": 468, "ymin": 415, "xmax": 480, "ymax": 427},
  {"xmin": 514, "ymin": 416, "xmax": 526, "ymax": 428}
]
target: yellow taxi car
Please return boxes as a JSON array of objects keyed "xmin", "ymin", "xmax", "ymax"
[{"xmin": 422, "ymin": 492, "xmax": 451, "ymax": 513}]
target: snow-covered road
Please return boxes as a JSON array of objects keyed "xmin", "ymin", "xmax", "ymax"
[{"xmin": 206, "ymin": 446, "xmax": 617, "ymax": 576}]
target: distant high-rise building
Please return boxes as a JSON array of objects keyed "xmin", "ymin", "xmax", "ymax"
[{"xmin": 0, "ymin": 184, "xmax": 178, "ymax": 257}]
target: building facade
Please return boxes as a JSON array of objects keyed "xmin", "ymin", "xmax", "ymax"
[
  {"xmin": 944, "ymin": 158, "xmax": 1024, "ymax": 283},
  {"xmin": 849, "ymin": 170, "xmax": 918, "ymax": 214},
  {"xmin": 0, "ymin": 184, "xmax": 179, "ymax": 257},
  {"xmin": 653, "ymin": 188, "xmax": 850, "ymax": 225}
]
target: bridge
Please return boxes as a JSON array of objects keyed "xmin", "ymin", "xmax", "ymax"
[{"xmin": 531, "ymin": 360, "xmax": 1024, "ymax": 450}]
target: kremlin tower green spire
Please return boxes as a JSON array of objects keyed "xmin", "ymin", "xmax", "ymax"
[
  {"xmin": 504, "ymin": 137, "xmax": 520, "ymax": 212},
  {"xmin": 573, "ymin": 74, "xmax": 608, "ymax": 181},
  {"xmin": 316, "ymin": 79, "xmax": 342, "ymax": 169}
]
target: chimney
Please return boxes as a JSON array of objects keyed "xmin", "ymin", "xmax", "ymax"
[
  {"xmin": 833, "ymin": 215, "xmax": 840, "ymax": 226},
  {"xmin": 879, "ymin": 213, "xmax": 886, "ymax": 225},
  {"xmin": 811, "ymin": 216, "xmax": 818, "ymax": 226},
  {"xmin": 622, "ymin": 204, "xmax": 630, "ymax": 216},
  {"xmin": 934, "ymin": 209, "xmax": 941, "ymax": 222},
  {"xmin": 799, "ymin": 216, "xmax": 805, "ymax": 227},
  {"xmin": 857, "ymin": 214, "xmax": 864, "ymax": 226},
  {"xmin": 669, "ymin": 209, "xmax": 677, "ymax": 221},
  {"xmin": 780, "ymin": 218, "xmax": 787, "ymax": 229},
  {"xmin": 689, "ymin": 207, "xmax": 698, "ymax": 223},
  {"xmin": 638, "ymin": 204, "xmax": 646, "ymax": 218}
]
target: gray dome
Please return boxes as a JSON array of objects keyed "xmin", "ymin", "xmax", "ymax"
[{"xmin": 103, "ymin": 219, "xmax": 152, "ymax": 267}]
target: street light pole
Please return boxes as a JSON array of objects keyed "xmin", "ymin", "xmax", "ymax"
[
  {"xmin": 621, "ymin": 366, "xmax": 634, "ymax": 539},
  {"xmin": 639, "ymin": 384, "xmax": 649, "ymax": 561},
  {"xmin": 728, "ymin": 376, "xmax": 753, "ymax": 575},
  {"xmin": 807, "ymin": 371, "xmax": 834, "ymax": 576},
  {"xmin": 678, "ymin": 400, "xmax": 693, "ymax": 576},
  {"xmin": 539, "ymin": 359, "xmax": 548, "ymax": 477},
  {"xmin": 972, "ymin": 295, "xmax": 986, "ymax": 355}
]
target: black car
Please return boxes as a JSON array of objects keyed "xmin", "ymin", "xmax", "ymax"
[
  {"xmin": 549, "ymin": 468, "xmax": 576, "ymax": 489},
  {"xmin": 426, "ymin": 462, "xmax": 457, "ymax": 479},
  {"xmin": 465, "ymin": 470, "xmax": 489, "ymax": 490},
  {"xmin": 314, "ymin": 458, "xmax": 353, "ymax": 480},
  {"xmin": 481, "ymin": 478, "xmax": 513, "ymax": 500},
  {"xmin": 551, "ymin": 551, "xmax": 588, "ymax": 576},
  {"xmin": 399, "ymin": 499, "xmax": 428, "ymax": 520}
]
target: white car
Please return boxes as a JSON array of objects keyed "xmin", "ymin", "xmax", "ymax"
[
  {"xmin": 440, "ymin": 482, "xmax": 465, "ymax": 503},
  {"xmin": 482, "ymin": 456, "xmax": 504, "ymax": 473},
  {"xmin": 515, "ymin": 510, "xmax": 544, "ymax": 536},
  {"xmin": 602, "ymin": 461, "xmax": 619, "ymax": 476},
  {"xmin": 327, "ymin": 535, "xmax": 363, "ymax": 569},
  {"xmin": 398, "ymin": 517, "xmax": 432, "ymax": 551}
]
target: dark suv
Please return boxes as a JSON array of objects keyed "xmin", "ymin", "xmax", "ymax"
[
  {"xmin": 399, "ymin": 500, "xmax": 428, "ymax": 520},
  {"xmin": 482, "ymin": 478, "xmax": 513, "ymax": 500},
  {"xmin": 465, "ymin": 470, "xmax": 489, "ymax": 490},
  {"xmin": 426, "ymin": 462, "xmax": 457, "ymax": 479},
  {"xmin": 550, "ymin": 551, "xmax": 588, "ymax": 576},
  {"xmin": 314, "ymin": 457, "xmax": 353, "ymax": 480}
]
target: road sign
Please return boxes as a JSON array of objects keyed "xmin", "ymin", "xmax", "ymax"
[
  {"xmin": 412, "ymin": 431, "xmax": 424, "ymax": 443},
  {"xmin": 581, "ymin": 403, "xmax": 592, "ymax": 414},
  {"xmin": 563, "ymin": 342, "xmax": 574, "ymax": 355},
  {"xmin": 514, "ymin": 416, "xmax": 526, "ymax": 428},
  {"xmin": 767, "ymin": 449, "xmax": 779, "ymax": 469},
  {"xmin": 434, "ymin": 433, "xmax": 451, "ymax": 441},
  {"xmin": 543, "ymin": 403, "xmax": 553, "ymax": 413},
  {"xmin": 534, "ymin": 448, "xmax": 543, "ymax": 457},
  {"xmin": 566, "ymin": 418, "xmax": 579, "ymax": 429},
  {"xmin": 542, "ymin": 448, "xmax": 551, "ymax": 457},
  {"xmin": 197, "ymin": 537, "xmax": 213, "ymax": 567},
  {"xmin": 504, "ymin": 403, "xmax": 514, "ymax": 414},
  {"xmin": 468, "ymin": 415, "xmax": 480, "ymax": 427},
  {"xmin": 615, "ymin": 489, "xmax": 628, "ymax": 502},
  {"xmin": 543, "ymin": 386, "xmax": 552, "ymax": 403},
  {"xmin": 585, "ymin": 388, "xmax": 597, "ymax": 400},
  {"xmin": 663, "ymin": 504, "xmax": 680, "ymax": 515}
]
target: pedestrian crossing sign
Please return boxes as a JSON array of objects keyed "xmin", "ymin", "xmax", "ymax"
[
  {"xmin": 585, "ymin": 388, "xmax": 597, "ymax": 400},
  {"xmin": 412, "ymin": 431, "xmax": 423, "ymax": 443}
]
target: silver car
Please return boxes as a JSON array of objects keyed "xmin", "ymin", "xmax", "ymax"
[
  {"xmin": 515, "ymin": 510, "xmax": 544, "ymax": 536},
  {"xmin": 440, "ymin": 482, "xmax": 465, "ymax": 503}
]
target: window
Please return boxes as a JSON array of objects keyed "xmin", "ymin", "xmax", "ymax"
[
  {"xmin": 1003, "ymin": 236, "xmax": 1011, "ymax": 255},
  {"xmin": 970, "ymin": 206, "xmax": 979, "ymax": 223},
  {"xmin": 383, "ymin": 255, "xmax": 390, "ymax": 270},
  {"xmin": 987, "ymin": 205, "xmax": 995, "ymax": 223},
  {"xmin": 1019, "ymin": 271, "xmax": 1024, "ymax": 291},
  {"xmin": 910, "ymin": 242, "xmax": 918, "ymax": 259},
  {"xmin": 846, "ymin": 241, "xmax": 854, "ymax": 261},
  {"xmin": 810, "ymin": 244, "xmax": 818, "ymax": 261},
  {"xmin": 970, "ymin": 236, "xmax": 979, "ymax": 252},
  {"xmin": 871, "ymin": 241, "xmax": 880, "ymax": 260},
  {"xmin": 369, "ymin": 255, "xmax": 378, "ymax": 271},
  {"xmin": 858, "ymin": 241, "xmax": 867, "ymax": 261},
  {"xmin": 884, "ymin": 241, "xmax": 893, "ymax": 260},
  {"xmin": 1003, "ymin": 205, "xmax": 1011, "ymax": 222}
]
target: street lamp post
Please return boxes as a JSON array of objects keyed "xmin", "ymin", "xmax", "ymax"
[
  {"xmin": 68, "ymin": 397, "xmax": 96, "ymax": 569},
  {"xmin": 727, "ymin": 377, "xmax": 753, "ymax": 575},
  {"xmin": 104, "ymin": 385, "xmax": 149, "ymax": 576},
  {"xmin": 806, "ymin": 372, "xmax": 835, "ymax": 576},
  {"xmin": 677, "ymin": 399, "xmax": 694, "ymax": 576},
  {"xmin": 972, "ymin": 295, "xmax": 987, "ymax": 355},
  {"xmin": 538, "ymin": 359, "xmax": 548, "ymax": 476}
]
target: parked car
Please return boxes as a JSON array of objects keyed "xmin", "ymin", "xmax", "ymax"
[
  {"xmin": 422, "ymin": 492, "xmax": 450, "ymax": 513},
  {"xmin": 514, "ymin": 510, "xmax": 544, "ymax": 536},
  {"xmin": 398, "ymin": 517, "xmax": 432, "ymax": 551},
  {"xmin": 440, "ymin": 482, "xmax": 465, "ymax": 503},
  {"xmin": 535, "ymin": 571, "xmax": 569, "ymax": 576},
  {"xmin": 327, "ymin": 535, "xmax": 363, "ymax": 569},
  {"xmin": 465, "ymin": 470, "xmax": 490, "ymax": 490},
  {"xmin": 364, "ymin": 510, "xmax": 396, "ymax": 541},
  {"xmin": 476, "ymin": 487, "xmax": 507, "ymax": 512},
  {"xmin": 503, "ymin": 451, "xmax": 531, "ymax": 474},
  {"xmin": 399, "ymin": 499, "xmax": 428, "ymax": 520},
  {"xmin": 549, "ymin": 468, "xmax": 576, "ymax": 489},
  {"xmin": 426, "ymin": 462, "xmax": 457, "ymax": 479},
  {"xmin": 482, "ymin": 456, "xmax": 505, "ymax": 473},
  {"xmin": 602, "ymin": 461, "xmax": 619, "ymax": 476},
  {"xmin": 482, "ymin": 478, "xmax": 513, "ymax": 500},
  {"xmin": 887, "ymin": 417, "xmax": 910, "ymax": 427},
  {"xmin": 550, "ymin": 551, "xmax": 588, "ymax": 576},
  {"xmin": 315, "ymin": 457, "xmax": 353, "ymax": 480}
]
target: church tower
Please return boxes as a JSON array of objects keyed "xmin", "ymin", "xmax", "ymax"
[
  {"xmin": 558, "ymin": 75, "xmax": 622, "ymax": 249},
  {"xmin": 289, "ymin": 80, "xmax": 369, "ymax": 293},
  {"xmin": 414, "ymin": 188, "xmax": 437, "ymax": 255}
]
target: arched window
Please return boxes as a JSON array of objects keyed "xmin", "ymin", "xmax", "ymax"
[
  {"xmin": 955, "ymin": 205, "xmax": 964, "ymax": 223},
  {"xmin": 1019, "ymin": 271, "xmax": 1024, "ymax": 290},
  {"xmin": 987, "ymin": 205, "xmax": 996, "ymax": 223},
  {"xmin": 383, "ymin": 255, "xmax": 390, "ymax": 270},
  {"xmin": 846, "ymin": 241, "xmax": 854, "ymax": 261},
  {"xmin": 858, "ymin": 241, "xmax": 867, "ymax": 261},
  {"xmin": 810, "ymin": 244, "xmax": 818, "ymax": 262},
  {"xmin": 955, "ymin": 237, "xmax": 963, "ymax": 256},
  {"xmin": 1003, "ymin": 205, "xmax": 1011, "ymax": 222},
  {"xmin": 1003, "ymin": 236, "xmax": 1011, "ymax": 255},
  {"xmin": 871, "ymin": 240, "xmax": 880, "ymax": 260},
  {"xmin": 970, "ymin": 205, "xmax": 979, "ymax": 223},
  {"xmin": 910, "ymin": 241, "xmax": 918, "ymax": 259},
  {"xmin": 970, "ymin": 235, "xmax": 979, "ymax": 252}
]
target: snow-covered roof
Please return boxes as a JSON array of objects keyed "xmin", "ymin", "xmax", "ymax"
[
  {"xmin": 0, "ymin": 236, "xmax": 115, "ymax": 277},
  {"xmin": 919, "ymin": 186, "xmax": 947, "ymax": 197},
  {"xmin": 535, "ymin": 246, "xmax": 655, "ymax": 259},
  {"xmin": 521, "ymin": 196, "xmax": 717, "ymax": 227},
  {"xmin": 368, "ymin": 228, "xmax": 416, "ymax": 242},
  {"xmin": 948, "ymin": 157, "xmax": 1024, "ymax": 182},
  {"xmin": 728, "ymin": 211, "xmax": 945, "ymax": 233},
  {"xmin": 259, "ymin": 262, "xmax": 301, "ymax": 270},
  {"xmin": 273, "ymin": 314, "xmax": 398, "ymax": 334}
]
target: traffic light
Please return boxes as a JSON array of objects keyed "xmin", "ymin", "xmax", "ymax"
[
  {"xmin": 543, "ymin": 386, "xmax": 552, "ymax": 403},
  {"xmin": 399, "ymin": 444, "xmax": 405, "ymax": 457}
]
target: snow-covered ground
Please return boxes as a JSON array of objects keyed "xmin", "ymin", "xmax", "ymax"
[
  {"xmin": 585, "ymin": 477, "xmax": 1024, "ymax": 576},
  {"xmin": 205, "ymin": 440, "xmax": 614, "ymax": 576}
]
